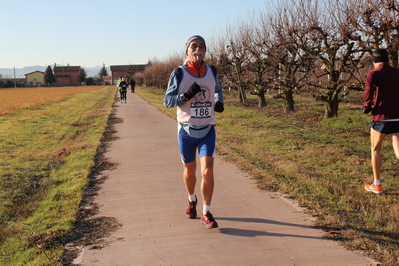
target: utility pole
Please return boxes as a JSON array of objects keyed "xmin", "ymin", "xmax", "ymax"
[{"xmin": 13, "ymin": 67, "xmax": 16, "ymax": 88}]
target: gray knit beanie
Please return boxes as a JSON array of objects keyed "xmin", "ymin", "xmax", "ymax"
[{"xmin": 185, "ymin": 35, "xmax": 206, "ymax": 55}]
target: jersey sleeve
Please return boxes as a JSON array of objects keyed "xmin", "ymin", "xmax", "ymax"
[
  {"xmin": 363, "ymin": 71, "xmax": 375, "ymax": 110},
  {"xmin": 213, "ymin": 68, "xmax": 224, "ymax": 104},
  {"xmin": 164, "ymin": 68, "xmax": 185, "ymax": 108}
]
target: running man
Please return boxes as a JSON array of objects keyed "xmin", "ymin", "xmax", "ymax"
[
  {"xmin": 363, "ymin": 49, "xmax": 399, "ymax": 194},
  {"xmin": 164, "ymin": 35, "xmax": 224, "ymax": 228}
]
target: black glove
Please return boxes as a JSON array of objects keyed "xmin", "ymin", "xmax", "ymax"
[
  {"xmin": 215, "ymin": 102, "xmax": 224, "ymax": 113},
  {"xmin": 363, "ymin": 108, "xmax": 372, "ymax": 114},
  {"xmin": 184, "ymin": 82, "xmax": 201, "ymax": 100}
]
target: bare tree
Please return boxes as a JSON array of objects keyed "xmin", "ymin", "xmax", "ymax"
[
  {"xmin": 292, "ymin": 0, "xmax": 365, "ymax": 118},
  {"xmin": 143, "ymin": 54, "xmax": 184, "ymax": 89},
  {"xmin": 215, "ymin": 25, "xmax": 251, "ymax": 105},
  {"xmin": 132, "ymin": 72, "xmax": 145, "ymax": 86},
  {"xmin": 260, "ymin": 2, "xmax": 315, "ymax": 112},
  {"xmin": 241, "ymin": 21, "xmax": 273, "ymax": 108},
  {"xmin": 353, "ymin": 0, "xmax": 399, "ymax": 67}
]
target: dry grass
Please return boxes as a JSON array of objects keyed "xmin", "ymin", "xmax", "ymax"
[
  {"xmin": 0, "ymin": 86, "xmax": 103, "ymax": 115},
  {"xmin": 0, "ymin": 86, "xmax": 116, "ymax": 265}
]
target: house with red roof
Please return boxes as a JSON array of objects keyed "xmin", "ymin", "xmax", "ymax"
[
  {"xmin": 53, "ymin": 64, "xmax": 81, "ymax": 86},
  {"xmin": 110, "ymin": 64, "xmax": 147, "ymax": 84}
]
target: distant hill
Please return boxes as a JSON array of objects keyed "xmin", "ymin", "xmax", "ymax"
[{"xmin": 0, "ymin": 66, "xmax": 107, "ymax": 79}]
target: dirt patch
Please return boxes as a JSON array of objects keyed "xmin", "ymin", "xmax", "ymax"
[
  {"xmin": 60, "ymin": 108, "xmax": 123, "ymax": 265},
  {"xmin": 27, "ymin": 229, "xmax": 69, "ymax": 249}
]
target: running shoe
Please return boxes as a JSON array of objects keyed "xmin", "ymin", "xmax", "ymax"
[
  {"xmin": 186, "ymin": 197, "xmax": 197, "ymax": 219},
  {"xmin": 201, "ymin": 211, "xmax": 218, "ymax": 229},
  {"xmin": 364, "ymin": 183, "xmax": 383, "ymax": 194}
]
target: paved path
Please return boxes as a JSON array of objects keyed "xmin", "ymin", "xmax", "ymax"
[{"xmin": 75, "ymin": 93, "xmax": 376, "ymax": 265}]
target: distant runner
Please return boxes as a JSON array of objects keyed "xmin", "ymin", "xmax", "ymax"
[
  {"xmin": 130, "ymin": 78, "xmax": 136, "ymax": 93},
  {"xmin": 119, "ymin": 77, "xmax": 128, "ymax": 103}
]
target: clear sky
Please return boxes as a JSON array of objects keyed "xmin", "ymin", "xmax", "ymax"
[{"xmin": 1, "ymin": 0, "xmax": 267, "ymax": 69}]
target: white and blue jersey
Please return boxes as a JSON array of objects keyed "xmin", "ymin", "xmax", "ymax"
[
  {"xmin": 164, "ymin": 64, "xmax": 223, "ymax": 126},
  {"xmin": 164, "ymin": 63, "xmax": 223, "ymax": 163}
]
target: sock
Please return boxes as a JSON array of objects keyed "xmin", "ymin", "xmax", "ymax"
[
  {"xmin": 188, "ymin": 194, "xmax": 196, "ymax": 202},
  {"xmin": 374, "ymin": 179, "xmax": 381, "ymax": 186},
  {"xmin": 203, "ymin": 205, "xmax": 210, "ymax": 214}
]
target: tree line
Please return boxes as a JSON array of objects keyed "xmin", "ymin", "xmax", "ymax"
[{"xmin": 138, "ymin": 0, "xmax": 399, "ymax": 119}]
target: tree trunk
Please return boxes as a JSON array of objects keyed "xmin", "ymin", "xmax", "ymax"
[
  {"xmin": 238, "ymin": 86, "xmax": 248, "ymax": 105},
  {"xmin": 284, "ymin": 91, "xmax": 295, "ymax": 112},
  {"xmin": 257, "ymin": 92, "xmax": 267, "ymax": 107},
  {"xmin": 324, "ymin": 94, "xmax": 339, "ymax": 119}
]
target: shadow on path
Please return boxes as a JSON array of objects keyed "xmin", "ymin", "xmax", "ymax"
[
  {"xmin": 217, "ymin": 217, "xmax": 314, "ymax": 228},
  {"xmin": 217, "ymin": 217, "xmax": 325, "ymax": 239}
]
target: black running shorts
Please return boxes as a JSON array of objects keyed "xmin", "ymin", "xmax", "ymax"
[{"xmin": 371, "ymin": 120, "xmax": 399, "ymax": 134}]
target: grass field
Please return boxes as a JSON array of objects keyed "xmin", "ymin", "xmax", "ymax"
[
  {"xmin": 0, "ymin": 86, "xmax": 116, "ymax": 265},
  {"xmin": 0, "ymin": 86, "xmax": 104, "ymax": 115},
  {"xmin": 135, "ymin": 86, "xmax": 399, "ymax": 265}
]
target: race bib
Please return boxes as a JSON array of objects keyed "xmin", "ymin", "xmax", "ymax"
[{"xmin": 190, "ymin": 102, "xmax": 212, "ymax": 118}]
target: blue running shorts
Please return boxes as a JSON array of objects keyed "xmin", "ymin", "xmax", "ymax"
[
  {"xmin": 371, "ymin": 120, "xmax": 399, "ymax": 134},
  {"xmin": 178, "ymin": 125, "xmax": 216, "ymax": 163}
]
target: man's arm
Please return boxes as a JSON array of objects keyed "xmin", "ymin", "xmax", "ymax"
[
  {"xmin": 211, "ymin": 67, "xmax": 224, "ymax": 104},
  {"xmin": 164, "ymin": 68, "xmax": 185, "ymax": 108},
  {"xmin": 363, "ymin": 71, "xmax": 375, "ymax": 113},
  {"xmin": 212, "ymin": 67, "xmax": 224, "ymax": 113}
]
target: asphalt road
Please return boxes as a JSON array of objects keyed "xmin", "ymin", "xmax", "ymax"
[{"xmin": 74, "ymin": 93, "xmax": 376, "ymax": 266}]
